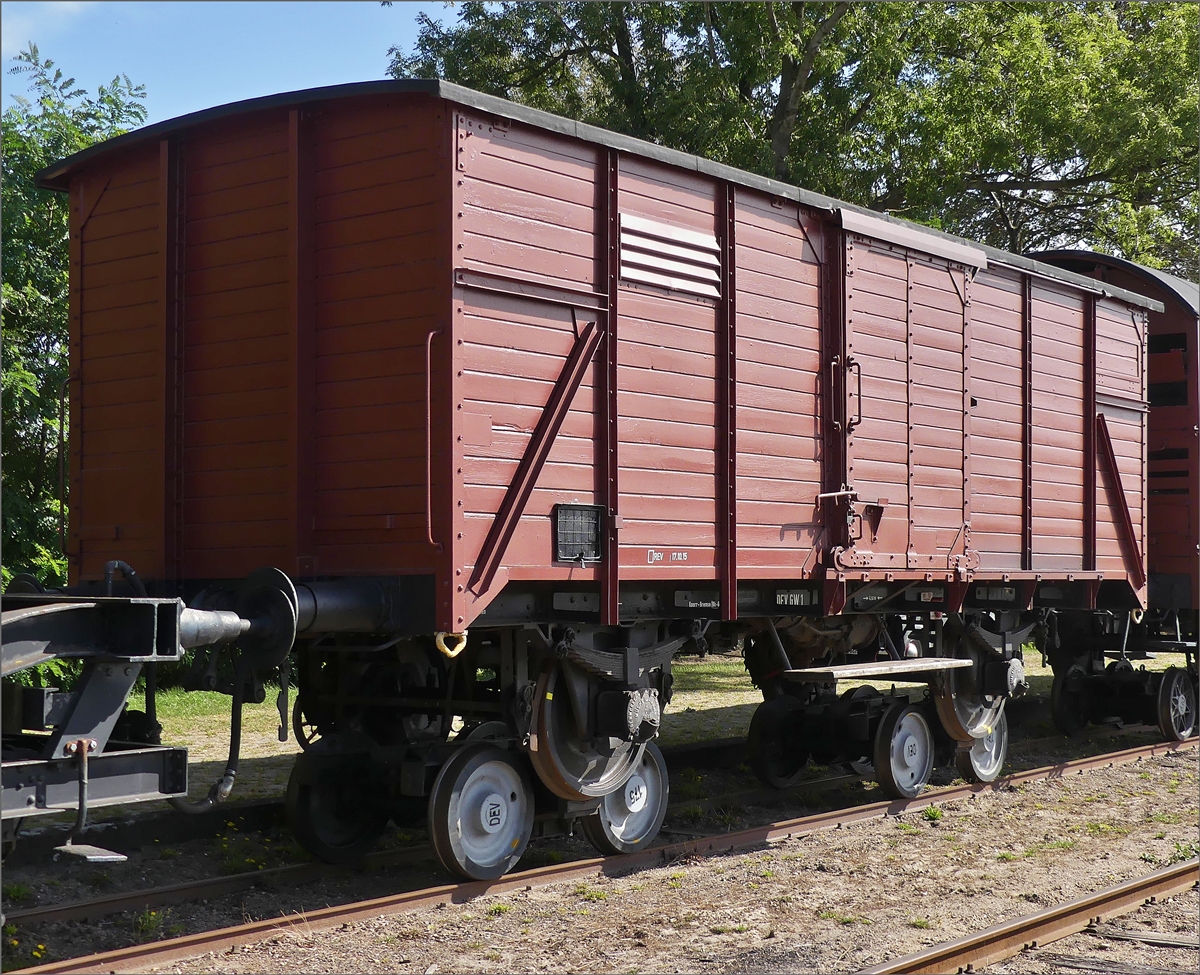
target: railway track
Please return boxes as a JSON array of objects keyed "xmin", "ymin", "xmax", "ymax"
[
  {"xmin": 2, "ymin": 723, "xmax": 1163, "ymax": 928},
  {"xmin": 4, "ymin": 767, "xmax": 865, "ymax": 927},
  {"xmin": 4, "ymin": 713, "xmax": 1155, "ymax": 866},
  {"xmin": 16, "ymin": 737, "xmax": 1195, "ymax": 975},
  {"xmin": 859, "ymin": 858, "xmax": 1200, "ymax": 974}
]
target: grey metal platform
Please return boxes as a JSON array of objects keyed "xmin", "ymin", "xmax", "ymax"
[{"xmin": 783, "ymin": 658, "xmax": 974, "ymax": 682}]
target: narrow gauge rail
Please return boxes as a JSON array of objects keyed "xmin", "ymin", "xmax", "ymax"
[
  {"xmin": 15, "ymin": 739, "xmax": 1195, "ymax": 975},
  {"xmin": 859, "ymin": 859, "xmax": 1200, "ymax": 975}
]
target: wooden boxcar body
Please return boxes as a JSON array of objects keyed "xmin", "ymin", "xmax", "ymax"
[
  {"xmin": 39, "ymin": 81, "xmax": 1158, "ymax": 627},
  {"xmin": 1039, "ymin": 251, "xmax": 1199, "ymax": 615},
  {"xmin": 33, "ymin": 82, "xmax": 1190, "ymax": 877}
]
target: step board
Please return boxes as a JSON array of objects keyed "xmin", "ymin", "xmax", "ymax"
[{"xmin": 783, "ymin": 658, "xmax": 974, "ymax": 683}]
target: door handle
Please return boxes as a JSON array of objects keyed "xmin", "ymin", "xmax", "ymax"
[{"xmin": 846, "ymin": 356, "xmax": 863, "ymax": 433}]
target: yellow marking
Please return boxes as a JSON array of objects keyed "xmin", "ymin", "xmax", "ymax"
[{"xmin": 545, "ymin": 692, "xmax": 554, "ymax": 701}]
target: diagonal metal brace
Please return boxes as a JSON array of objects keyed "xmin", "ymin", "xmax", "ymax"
[
  {"xmin": 1095, "ymin": 412, "xmax": 1146, "ymax": 590},
  {"xmin": 469, "ymin": 320, "xmax": 602, "ymax": 597}
]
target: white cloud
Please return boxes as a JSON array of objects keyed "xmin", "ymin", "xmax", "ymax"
[{"xmin": 1, "ymin": 2, "xmax": 98, "ymax": 61}]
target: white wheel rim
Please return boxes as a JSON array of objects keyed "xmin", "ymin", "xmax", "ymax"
[
  {"xmin": 889, "ymin": 712, "xmax": 933, "ymax": 792},
  {"xmin": 1168, "ymin": 674, "xmax": 1196, "ymax": 737},
  {"xmin": 599, "ymin": 753, "xmax": 664, "ymax": 845},
  {"xmin": 968, "ymin": 714, "xmax": 1007, "ymax": 778},
  {"xmin": 454, "ymin": 759, "xmax": 528, "ymax": 868}
]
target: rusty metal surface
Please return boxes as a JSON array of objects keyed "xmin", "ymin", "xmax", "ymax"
[
  {"xmin": 858, "ymin": 858, "xmax": 1200, "ymax": 975},
  {"xmin": 21, "ymin": 738, "xmax": 1196, "ymax": 975}
]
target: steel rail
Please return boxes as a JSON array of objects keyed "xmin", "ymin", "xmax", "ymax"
[
  {"xmin": 18, "ymin": 737, "xmax": 1195, "ymax": 975},
  {"xmin": 5, "ymin": 770, "xmax": 864, "ymax": 927},
  {"xmin": 858, "ymin": 858, "xmax": 1200, "ymax": 974}
]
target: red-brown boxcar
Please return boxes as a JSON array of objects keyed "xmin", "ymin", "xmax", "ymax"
[
  {"xmin": 34, "ymin": 81, "xmax": 1172, "ymax": 877},
  {"xmin": 1035, "ymin": 250, "xmax": 1198, "ymax": 739}
]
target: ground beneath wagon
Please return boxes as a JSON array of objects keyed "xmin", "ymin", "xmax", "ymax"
[{"xmin": 129, "ymin": 749, "xmax": 1198, "ymax": 975}]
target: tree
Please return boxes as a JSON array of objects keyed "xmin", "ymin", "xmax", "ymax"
[
  {"xmin": 1, "ymin": 45, "xmax": 147, "ymax": 586},
  {"xmin": 388, "ymin": 2, "xmax": 1197, "ymax": 275}
]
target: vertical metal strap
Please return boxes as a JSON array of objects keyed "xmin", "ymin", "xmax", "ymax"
[
  {"xmin": 1083, "ymin": 295, "xmax": 1097, "ymax": 571},
  {"xmin": 906, "ymin": 253, "xmax": 915, "ymax": 568},
  {"xmin": 601, "ymin": 149, "xmax": 621, "ymax": 626},
  {"xmin": 819, "ymin": 218, "xmax": 847, "ymax": 614},
  {"xmin": 1021, "ymin": 276, "xmax": 1034, "ymax": 571},
  {"xmin": 718, "ymin": 185, "xmax": 738, "ymax": 620},
  {"xmin": 960, "ymin": 268, "xmax": 973, "ymax": 571}
]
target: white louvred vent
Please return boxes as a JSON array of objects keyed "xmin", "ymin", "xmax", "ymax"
[{"xmin": 619, "ymin": 213, "xmax": 721, "ymax": 299}]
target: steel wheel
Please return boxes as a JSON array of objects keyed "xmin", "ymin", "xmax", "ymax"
[
  {"xmin": 286, "ymin": 753, "xmax": 388, "ymax": 864},
  {"xmin": 747, "ymin": 695, "xmax": 808, "ymax": 788},
  {"xmin": 428, "ymin": 743, "xmax": 534, "ymax": 880},
  {"xmin": 1156, "ymin": 667, "xmax": 1197, "ymax": 741},
  {"xmin": 582, "ymin": 741, "xmax": 669, "ymax": 855},
  {"xmin": 932, "ymin": 646, "xmax": 1004, "ymax": 742},
  {"xmin": 873, "ymin": 704, "xmax": 934, "ymax": 800},
  {"xmin": 954, "ymin": 708, "xmax": 1008, "ymax": 783},
  {"xmin": 528, "ymin": 664, "xmax": 645, "ymax": 800},
  {"xmin": 1051, "ymin": 662, "xmax": 1090, "ymax": 737},
  {"xmin": 292, "ymin": 695, "xmax": 320, "ymax": 751}
]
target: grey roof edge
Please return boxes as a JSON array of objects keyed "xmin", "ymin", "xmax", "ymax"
[
  {"xmin": 36, "ymin": 78, "xmax": 1162, "ymax": 313},
  {"xmin": 1034, "ymin": 250, "xmax": 1197, "ymax": 318}
]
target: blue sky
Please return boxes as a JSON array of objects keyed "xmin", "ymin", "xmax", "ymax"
[{"xmin": 1, "ymin": 1, "xmax": 449, "ymax": 124}]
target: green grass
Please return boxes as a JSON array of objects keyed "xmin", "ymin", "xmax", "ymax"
[
  {"xmin": 922, "ymin": 805, "xmax": 944, "ymax": 823},
  {"xmin": 2, "ymin": 883, "xmax": 32, "ymax": 904},
  {"xmin": 818, "ymin": 911, "xmax": 871, "ymax": 925},
  {"xmin": 909, "ymin": 918, "xmax": 932, "ymax": 929}
]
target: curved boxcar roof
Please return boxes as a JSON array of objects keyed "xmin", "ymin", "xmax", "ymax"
[
  {"xmin": 1036, "ymin": 249, "xmax": 1199, "ymax": 318},
  {"xmin": 35, "ymin": 78, "xmax": 1162, "ymax": 314}
]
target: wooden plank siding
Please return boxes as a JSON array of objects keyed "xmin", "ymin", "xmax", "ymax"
[
  {"xmin": 968, "ymin": 268, "xmax": 1025, "ymax": 568},
  {"xmin": 180, "ymin": 116, "xmax": 293, "ymax": 576},
  {"xmin": 74, "ymin": 146, "xmax": 163, "ymax": 579},
  {"xmin": 1029, "ymin": 283, "xmax": 1086, "ymax": 570},
  {"xmin": 615, "ymin": 157, "xmax": 719, "ymax": 576},
  {"xmin": 61, "ymin": 85, "xmax": 1152, "ymax": 624},
  {"xmin": 1094, "ymin": 298, "xmax": 1146, "ymax": 581},
  {"xmin": 450, "ymin": 111, "xmax": 602, "ymax": 619},
  {"xmin": 733, "ymin": 194, "xmax": 822, "ymax": 573},
  {"xmin": 310, "ymin": 96, "xmax": 449, "ymax": 576}
]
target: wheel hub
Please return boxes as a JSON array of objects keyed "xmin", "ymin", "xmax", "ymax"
[
  {"xmin": 480, "ymin": 792, "xmax": 509, "ymax": 834},
  {"xmin": 622, "ymin": 774, "xmax": 648, "ymax": 814}
]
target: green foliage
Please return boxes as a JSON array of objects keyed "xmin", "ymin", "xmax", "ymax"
[
  {"xmin": 1, "ymin": 46, "xmax": 147, "ymax": 588},
  {"xmin": 389, "ymin": 2, "xmax": 1197, "ymax": 273}
]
